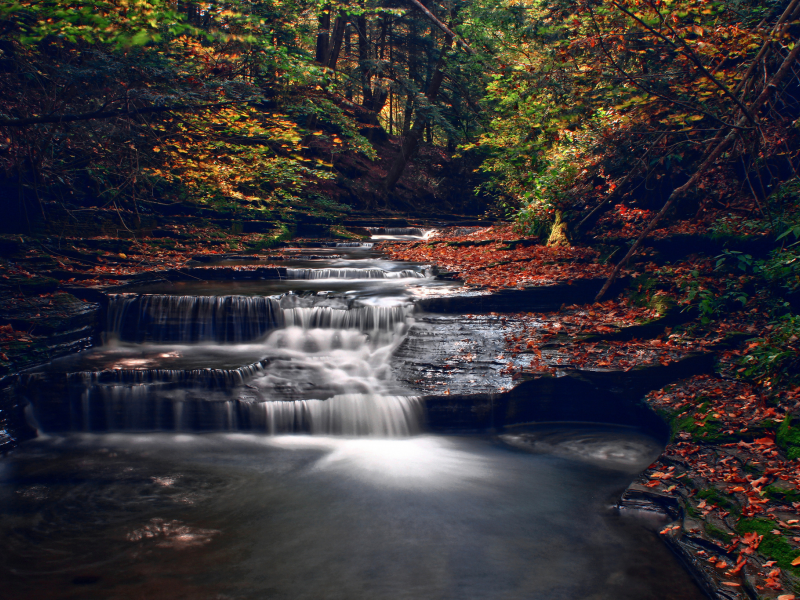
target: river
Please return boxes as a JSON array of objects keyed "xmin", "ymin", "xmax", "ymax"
[{"xmin": 0, "ymin": 234, "xmax": 706, "ymax": 599}]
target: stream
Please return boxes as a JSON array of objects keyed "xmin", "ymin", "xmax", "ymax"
[{"xmin": 0, "ymin": 234, "xmax": 707, "ymax": 599}]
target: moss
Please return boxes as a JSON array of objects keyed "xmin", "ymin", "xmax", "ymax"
[
  {"xmin": 669, "ymin": 400, "xmax": 771, "ymax": 444},
  {"xmin": 151, "ymin": 238, "xmax": 177, "ymax": 249},
  {"xmin": 656, "ymin": 408, "xmax": 679, "ymax": 442},
  {"xmin": 4, "ymin": 274, "xmax": 59, "ymax": 295},
  {"xmin": 704, "ymin": 522, "xmax": 733, "ymax": 545},
  {"xmin": 743, "ymin": 461, "xmax": 761, "ymax": 474},
  {"xmin": 626, "ymin": 274, "xmax": 676, "ymax": 314},
  {"xmin": 245, "ymin": 224, "xmax": 293, "ymax": 251},
  {"xmin": 777, "ymin": 415, "xmax": 800, "ymax": 460},
  {"xmin": 763, "ymin": 484, "xmax": 800, "ymax": 504},
  {"xmin": 697, "ymin": 487, "xmax": 733, "ymax": 509},
  {"xmin": 329, "ymin": 225, "xmax": 367, "ymax": 240},
  {"xmin": 673, "ymin": 400, "xmax": 731, "ymax": 442},
  {"xmin": 737, "ymin": 518, "xmax": 800, "ymax": 573}
]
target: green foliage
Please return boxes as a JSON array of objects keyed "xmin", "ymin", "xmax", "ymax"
[
  {"xmin": 709, "ymin": 214, "xmax": 769, "ymax": 239},
  {"xmin": 246, "ymin": 224, "xmax": 293, "ymax": 250},
  {"xmin": 682, "ymin": 269, "xmax": 749, "ymax": 325},
  {"xmin": 776, "ymin": 415, "xmax": 800, "ymax": 461},
  {"xmin": 740, "ymin": 315, "xmax": 800, "ymax": 387},
  {"xmin": 627, "ymin": 274, "xmax": 675, "ymax": 313},
  {"xmin": 463, "ymin": 0, "xmax": 794, "ymax": 235},
  {"xmin": 737, "ymin": 518, "xmax": 800, "ymax": 573},
  {"xmin": 0, "ymin": 0, "xmax": 194, "ymax": 47}
]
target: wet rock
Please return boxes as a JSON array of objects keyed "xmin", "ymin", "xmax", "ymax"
[
  {"xmin": 0, "ymin": 292, "xmax": 101, "ymax": 377},
  {"xmin": 392, "ymin": 314, "xmax": 512, "ymax": 396},
  {"xmin": 0, "ymin": 376, "xmax": 36, "ymax": 454},
  {"xmin": 420, "ymin": 352, "xmax": 714, "ymax": 435}
]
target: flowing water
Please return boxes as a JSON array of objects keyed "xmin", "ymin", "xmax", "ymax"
[{"xmin": 0, "ymin": 239, "xmax": 706, "ymax": 599}]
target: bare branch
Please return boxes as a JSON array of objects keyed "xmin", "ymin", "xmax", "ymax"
[{"xmin": 406, "ymin": 0, "xmax": 475, "ymax": 55}]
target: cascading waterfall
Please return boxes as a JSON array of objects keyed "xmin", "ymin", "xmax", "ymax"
[
  {"xmin": 107, "ymin": 294, "xmax": 285, "ymax": 343},
  {"xmin": 282, "ymin": 305, "xmax": 409, "ymax": 333},
  {"xmin": 107, "ymin": 294, "xmax": 412, "ymax": 343},
  {"xmin": 368, "ymin": 227, "xmax": 426, "ymax": 236},
  {"xmin": 254, "ymin": 394, "xmax": 422, "ymax": 435},
  {"xmin": 30, "ymin": 288, "xmax": 420, "ymax": 435},
  {"xmin": 320, "ymin": 242, "xmax": 374, "ymax": 248},
  {"xmin": 285, "ymin": 268, "xmax": 425, "ymax": 279}
]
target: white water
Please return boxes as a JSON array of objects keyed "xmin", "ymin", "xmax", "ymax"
[
  {"xmin": 107, "ymin": 294, "xmax": 412, "ymax": 343},
  {"xmin": 252, "ymin": 394, "xmax": 422, "ymax": 436},
  {"xmin": 37, "ymin": 291, "xmax": 419, "ymax": 435},
  {"xmin": 285, "ymin": 268, "xmax": 426, "ymax": 279}
]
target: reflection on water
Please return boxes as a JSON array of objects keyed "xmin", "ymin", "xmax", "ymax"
[
  {"xmin": 499, "ymin": 423, "xmax": 666, "ymax": 472},
  {"xmin": 0, "ymin": 431, "xmax": 706, "ymax": 600}
]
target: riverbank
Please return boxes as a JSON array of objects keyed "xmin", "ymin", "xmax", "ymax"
[{"xmin": 387, "ymin": 224, "xmax": 800, "ymax": 599}]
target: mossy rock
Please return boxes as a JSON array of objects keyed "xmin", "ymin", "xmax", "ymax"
[
  {"xmin": 704, "ymin": 522, "xmax": 733, "ymax": 545},
  {"xmin": 669, "ymin": 399, "xmax": 773, "ymax": 443},
  {"xmin": 763, "ymin": 483, "xmax": 800, "ymax": 505},
  {"xmin": 736, "ymin": 518, "xmax": 800, "ymax": 574},
  {"xmin": 627, "ymin": 274, "xmax": 676, "ymax": 314},
  {"xmin": 244, "ymin": 225, "xmax": 294, "ymax": 250},
  {"xmin": 777, "ymin": 414, "xmax": 800, "ymax": 460},
  {"xmin": 697, "ymin": 487, "xmax": 735, "ymax": 510}
]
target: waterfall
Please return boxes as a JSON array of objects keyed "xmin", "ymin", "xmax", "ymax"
[
  {"xmin": 254, "ymin": 394, "xmax": 422, "ymax": 436},
  {"xmin": 25, "ymin": 368, "xmax": 420, "ymax": 435},
  {"xmin": 67, "ymin": 360, "xmax": 271, "ymax": 388},
  {"xmin": 367, "ymin": 227, "xmax": 426, "ymax": 236},
  {"xmin": 282, "ymin": 305, "xmax": 408, "ymax": 332},
  {"xmin": 285, "ymin": 268, "xmax": 425, "ymax": 279},
  {"xmin": 107, "ymin": 295, "xmax": 412, "ymax": 343},
  {"xmin": 332, "ymin": 242, "xmax": 373, "ymax": 248},
  {"xmin": 107, "ymin": 294, "xmax": 284, "ymax": 343},
  {"xmin": 30, "ymin": 258, "xmax": 427, "ymax": 437}
]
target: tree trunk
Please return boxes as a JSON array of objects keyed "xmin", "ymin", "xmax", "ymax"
[
  {"xmin": 356, "ymin": 15, "xmax": 373, "ymax": 107},
  {"xmin": 325, "ymin": 13, "xmax": 347, "ymax": 69},
  {"xmin": 315, "ymin": 7, "xmax": 331, "ymax": 64},
  {"xmin": 386, "ymin": 35, "xmax": 451, "ymax": 190},
  {"xmin": 344, "ymin": 23, "xmax": 353, "ymax": 99},
  {"xmin": 401, "ymin": 98, "xmax": 414, "ymax": 134}
]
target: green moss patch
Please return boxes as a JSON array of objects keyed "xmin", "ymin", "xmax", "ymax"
[
  {"xmin": 704, "ymin": 522, "xmax": 733, "ymax": 545},
  {"xmin": 763, "ymin": 484, "xmax": 800, "ymax": 504},
  {"xmin": 697, "ymin": 487, "xmax": 734, "ymax": 509},
  {"xmin": 777, "ymin": 415, "xmax": 800, "ymax": 461},
  {"xmin": 737, "ymin": 518, "xmax": 800, "ymax": 573}
]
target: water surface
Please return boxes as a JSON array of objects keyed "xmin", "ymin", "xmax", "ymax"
[{"xmin": 0, "ymin": 430, "xmax": 705, "ymax": 600}]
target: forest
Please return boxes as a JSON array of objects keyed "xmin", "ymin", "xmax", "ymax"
[{"xmin": 2, "ymin": 0, "xmax": 800, "ymax": 598}]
